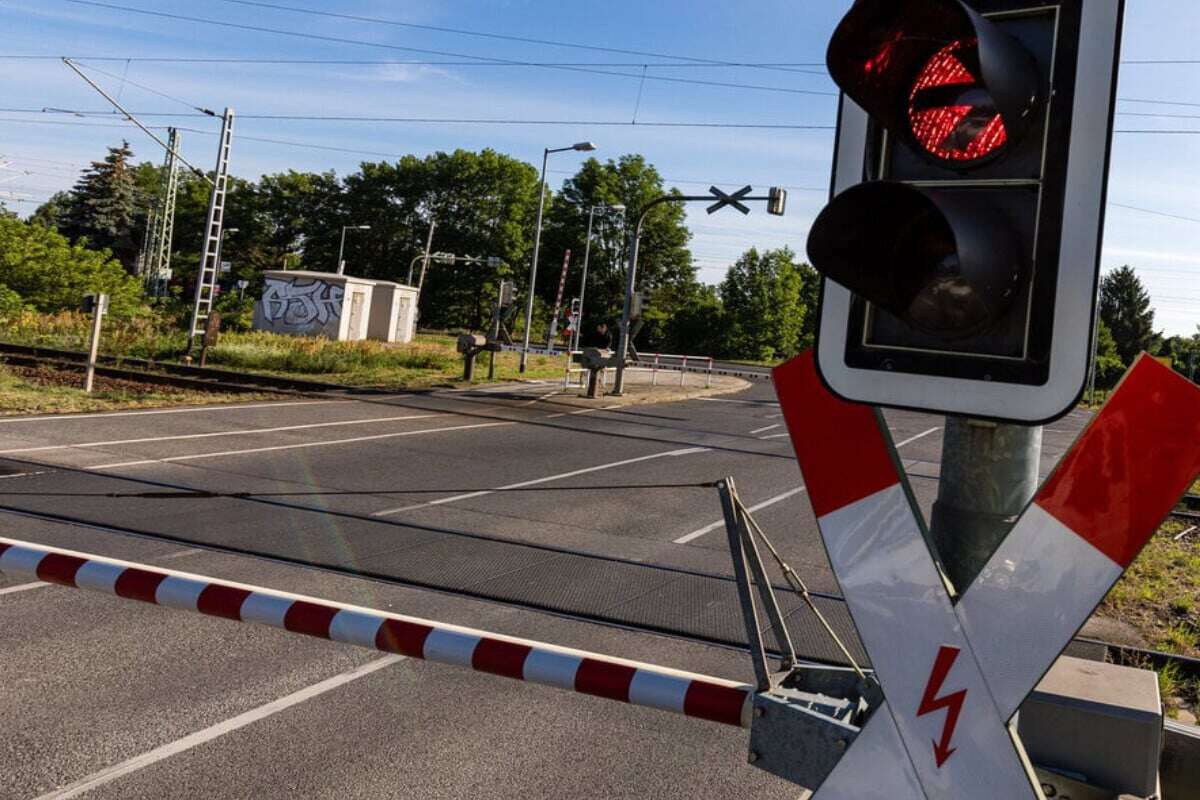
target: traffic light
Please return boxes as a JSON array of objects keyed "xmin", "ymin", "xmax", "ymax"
[{"xmin": 807, "ymin": 0, "xmax": 1124, "ymax": 422}]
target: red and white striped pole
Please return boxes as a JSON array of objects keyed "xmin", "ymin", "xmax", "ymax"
[{"xmin": 0, "ymin": 537, "xmax": 752, "ymax": 728}]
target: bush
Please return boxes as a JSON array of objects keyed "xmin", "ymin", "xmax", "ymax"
[
  {"xmin": 0, "ymin": 285, "xmax": 25, "ymax": 321},
  {"xmin": 0, "ymin": 216, "xmax": 143, "ymax": 315},
  {"xmin": 0, "ymin": 309, "xmax": 185, "ymax": 359}
]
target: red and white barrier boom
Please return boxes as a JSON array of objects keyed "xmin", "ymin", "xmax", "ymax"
[
  {"xmin": 770, "ymin": 351, "xmax": 1200, "ymax": 799},
  {"xmin": 0, "ymin": 538, "xmax": 751, "ymax": 729}
]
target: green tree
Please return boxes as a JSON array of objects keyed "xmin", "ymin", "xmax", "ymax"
[
  {"xmin": 1099, "ymin": 266, "xmax": 1157, "ymax": 366},
  {"xmin": 29, "ymin": 191, "xmax": 73, "ymax": 229},
  {"xmin": 719, "ymin": 247, "xmax": 807, "ymax": 361},
  {"xmin": 542, "ymin": 155, "xmax": 693, "ymax": 345},
  {"xmin": 1158, "ymin": 328, "xmax": 1200, "ymax": 382},
  {"xmin": 59, "ymin": 141, "xmax": 145, "ymax": 271},
  {"xmin": 1092, "ymin": 319, "xmax": 1126, "ymax": 389},
  {"xmin": 0, "ymin": 216, "xmax": 143, "ymax": 314},
  {"xmin": 796, "ymin": 262, "xmax": 820, "ymax": 350}
]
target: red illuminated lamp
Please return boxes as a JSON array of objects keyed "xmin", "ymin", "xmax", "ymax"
[
  {"xmin": 827, "ymin": 0, "xmax": 1041, "ymax": 170},
  {"xmin": 909, "ymin": 39, "xmax": 1009, "ymax": 164}
]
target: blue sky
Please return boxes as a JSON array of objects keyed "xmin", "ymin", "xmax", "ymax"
[{"xmin": 0, "ymin": 0, "xmax": 1197, "ymax": 336}]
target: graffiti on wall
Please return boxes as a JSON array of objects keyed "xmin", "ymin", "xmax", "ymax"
[{"xmin": 253, "ymin": 277, "xmax": 344, "ymax": 337}]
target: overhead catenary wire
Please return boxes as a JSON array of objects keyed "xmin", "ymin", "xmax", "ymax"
[
  {"xmin": 60, "ymin": 59, "xmax": 214, "ymax": 184},
  {"xmin": 60, "ymin": 0, "xmax": 837, "ymax": 97},
  {"xmin": 208, "ymin": 0, "xmax": 826, "ymax": 76}
]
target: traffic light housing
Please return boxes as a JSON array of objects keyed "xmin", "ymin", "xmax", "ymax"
[{"xmin": 808, "ymin": 0, "xmax": 1124, "ymax": 423}]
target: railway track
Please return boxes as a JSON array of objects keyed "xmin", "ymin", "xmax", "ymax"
[{"xmin": 0, "ymin": 341, "xmax": 375, "ymax": 396}]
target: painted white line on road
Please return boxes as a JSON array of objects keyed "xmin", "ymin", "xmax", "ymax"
[
  {"xmin": 893, "ymin": 426, "xmax": 940, "ymax": 449},
  {"xmin": 545, "ymin": 404, "xmax": 621, "ymax": 419},
  {"xmin": 89, "ymin": 421, "xmax": 514, "ymax": 470},
  {"xmin": 0, "ymin": 414, "xmax": 444, "ymax": 455},
  {"xmin": 0, "ymin": 580, "xmax": 45, "ymax": 596},
  {"xmin": 697, "ymin": 397, "xmax": 778, "ymax": 407},
  {"xmin": 749, "ymin": 423, "xmax": 781, "ymax": 435},
  {"xmin": 373, "ymin": 446, "xmax": 710, "ymax": 516},
  {"xmin": 0, "ymin": 470, "xmax": 49, "ymax": 480},
  {"xmin": 674, "ymin": 427, "xmax": 942, "ymax": 545},
  {"xmin": 33, "ymin": 656, "xmax": 403, "ymax": 800},
  {"xmin": 0, "ymin": 399, "xmax": 347, "ymax": 424},
  {"xmin": 673, "ymin": 486, "xmax": 808, "ymax": 544},
  {"xmin": 758, "ymin": 432, "xmax": 791, "ymax": 440}
]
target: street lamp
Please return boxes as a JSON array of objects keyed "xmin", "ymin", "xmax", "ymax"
[
  {"xmin": 571, "ymin": 203, "xmax": 625, "ymax": 353},
  {"xmin": 519, "ymin": 141, "xmax": 597, "ymax": 373},
  {"xmin": 336, "ymin": 224, "xmax": 371, "ymax": 275}
]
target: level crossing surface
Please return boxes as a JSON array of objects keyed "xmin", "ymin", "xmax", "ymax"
[{"xmin": 0, "ymin": 378, "xmax": 1092, "ymax": 798}]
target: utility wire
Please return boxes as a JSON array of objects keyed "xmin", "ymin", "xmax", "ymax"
[
  {"xmin": 1, "ymin": 108, "xmax": 835, "ymax": 130},
  {"xmin": 209, "ymin": 0, "xmax": 826, "ymax": 76},
  {"xmin": 71, "ymin": 60, "xmax": 216, "ymax": 115},
  {"xmin": 0, "ymin": 55, "xmax": 828, "ymax": 68},
  {"xmin": 1109, "ymin": 203, "xmax": 1200, "ymax": 225},
  {"xmin": 61, "ymin": 59, "xmax": 214, "ymax": 183},
  {"xmin": 61, "ymin": 0, "xmax": 837, "ymax": 97}
]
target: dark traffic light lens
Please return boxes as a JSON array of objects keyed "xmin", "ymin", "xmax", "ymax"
[{"xmin": 908, "ymin": 39, "xmax": 1007, "ymax": 164}]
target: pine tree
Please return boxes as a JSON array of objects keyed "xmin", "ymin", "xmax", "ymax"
[
  {"xmin": 1099, "ymin": 265, "xmax": 1156, "ymax": 366},
  {"xmin": 60, "ymin": 141, "xmax": 143, "ymax": 271}
]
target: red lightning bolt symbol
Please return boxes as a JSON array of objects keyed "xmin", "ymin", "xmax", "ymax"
[{"xmin": 916, "ymin": 645, "xmax": 967, "ymax": 768}]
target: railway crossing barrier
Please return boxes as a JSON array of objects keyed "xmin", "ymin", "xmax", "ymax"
[{"xmin": 0, "ymin": 537, "xmax": 753, "ymax": 729}]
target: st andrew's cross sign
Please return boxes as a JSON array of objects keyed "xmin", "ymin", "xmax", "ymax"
[{"xmin": 771, "ymin": 351, "xmax": 1200, "ymax": 798}]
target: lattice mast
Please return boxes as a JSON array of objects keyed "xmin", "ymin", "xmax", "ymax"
[{"xmin": 189, "ymin": 111, "xmax": 234, "ymax": 342}]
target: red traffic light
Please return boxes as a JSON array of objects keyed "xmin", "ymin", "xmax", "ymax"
[{"xmin": 829, "ymin": 0, "xmax": 1040, "ymax": 168}]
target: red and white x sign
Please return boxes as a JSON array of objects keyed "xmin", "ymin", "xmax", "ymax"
[{"xmin": 772, "ymin": 352, "xmax": 1200, "ymax": 799}]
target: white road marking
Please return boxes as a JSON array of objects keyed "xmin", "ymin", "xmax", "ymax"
[
  {"xmin": 0, "ymin": 581, "xmax": 45, "ymax": 596},
  {"xmin": 749, "ymin": 423, "xmax": 781, "ymax": 435},
  {"xmin": 0, "ymin": 470, "xmax": 49, "ymax": 480},
  {"xmin": 89, "ymin": 421, "xmax": 514, "ymax": 470},
  {"xmin": 545, "ymin": 404, "xmax": 621, "ymax": 419},
  {"xmin": 0, "ymin": 399, "xmax": 346, "ymax": 424},
  {"xmin": 697, "ymin": 397, "xmax": 778, "ymax": 406},
  {"xmin": 674, "ymin": 486, "xmax": 808, "ymax": 544},
  {"xmin": 893, "ymin": 426, "xmax": 940, "ymax": 449},
  {"xmin": 33, "ymin": 656, "xmax": 403, "ymax": 800},
  {"xmin": 0, "ymin": 414, "xmax": 444, "ymax": 455},
  {"xmin": 758, "ymin": 432, "xmax": 791, "ymax": 440},
  {"xmin": 373, "ymin": 446, "xmax": 710, "ymax": 516},
  {"xmin": 674, "ymin": 426, "xmax": 942, "ymax": 545}
]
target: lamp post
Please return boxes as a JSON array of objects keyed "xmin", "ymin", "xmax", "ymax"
[
  {"xmin": 572, "ymin": 203, "xmax": 625, "ymax": 353},
  {"xmin": 336, "ymin": 224, "xmax": 371, "ymax": 275},
  {"xmin": 519, "ymin": 141, "xmax": 596, "ymax": 373}
]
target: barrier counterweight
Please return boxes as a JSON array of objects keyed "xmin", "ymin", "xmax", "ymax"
[{"xmin": 0, "ymin": 537, "xmax": 752, "ymax": 728}]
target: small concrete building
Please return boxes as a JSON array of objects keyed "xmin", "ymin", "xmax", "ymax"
[
  {"xmin": 253, "ymin": 270, "xmax": 420, "ymax": 343},
  {"xmin": 253, "ymin": 271, "xmax": 375, "ymax": 341},
  {"xmin": 367, "ymin": 280, "xmax": 420, "ymax": 344}
]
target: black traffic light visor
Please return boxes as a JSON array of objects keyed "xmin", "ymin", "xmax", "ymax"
[
  {"xmin": 828, "ymin": 0, "xmax": 1041, "ymax": 167},
  {"xmin": 806, "ymin": 182, "xmax": 1025, "ymax": 339}
]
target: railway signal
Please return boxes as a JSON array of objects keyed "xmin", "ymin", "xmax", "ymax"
[{"xmin": 807, "ymin": 0, "xmax": 1124, "ymax": 422}]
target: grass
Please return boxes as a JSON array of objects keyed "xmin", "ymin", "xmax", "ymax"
[
  {"xmin": 1101, "ymin": 516, "xmax": 1200, "ymax": 718},
  {"xmin": 0, "ymin": 363, "xmax": 268, "ymax": 415},
  {"xmin": 204, "ymin": 331, "xmax": 568, "ymax": 388},
  {"xmin": 0, "ymin": 311, "xmax": 569, "ymax": 389}
]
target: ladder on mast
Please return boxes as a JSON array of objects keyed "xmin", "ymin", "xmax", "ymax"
[{"xmin": 189, "ymin": 110, "xmax": 234, "ymax": 342}]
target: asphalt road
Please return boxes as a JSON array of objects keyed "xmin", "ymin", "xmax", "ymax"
[{"xmin": 0, "ymin": 375, "xmax": 1093, "ymax": 798}]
